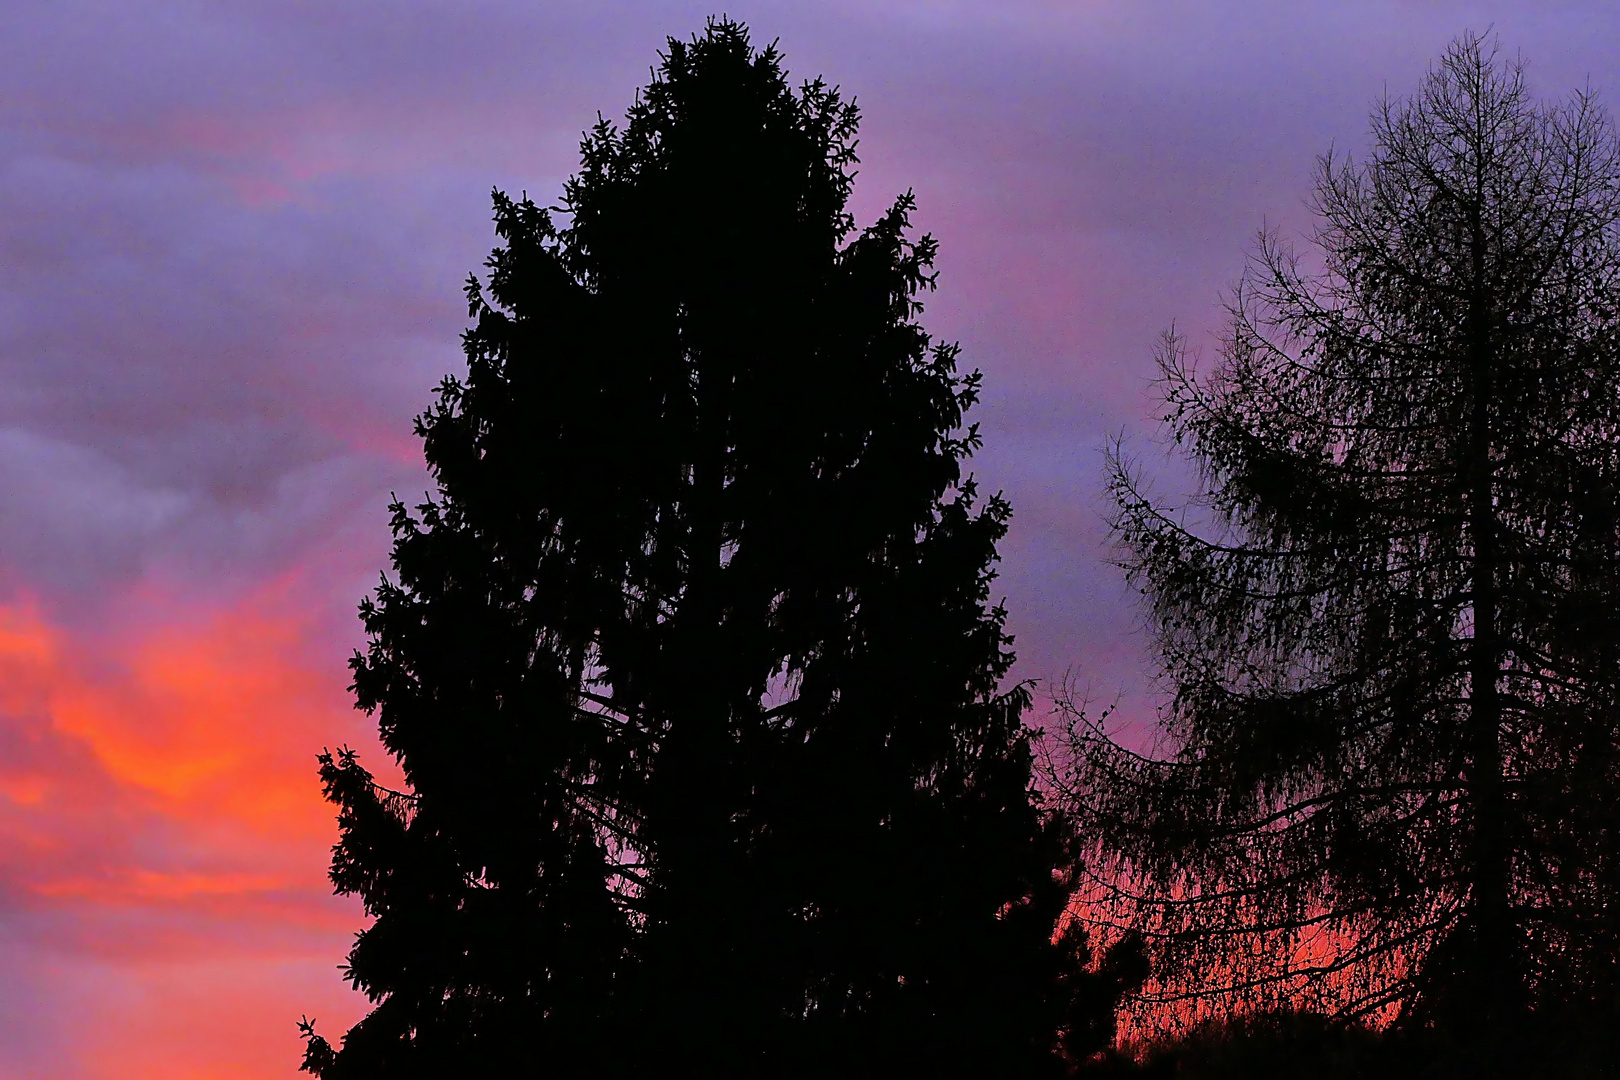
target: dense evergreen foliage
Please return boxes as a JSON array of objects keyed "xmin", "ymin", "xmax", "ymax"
[
  {"xmin": 300, "ymin": 20, "xmax": 1136, "ymax": 1078},
  {"xmin": 1065, "ymin": 34, "xmax": 1620, "ymax": 1069}
]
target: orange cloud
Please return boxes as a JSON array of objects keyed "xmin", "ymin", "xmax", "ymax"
[
  {"xmin": 49, "ymin": 597, "xmax": 350, "ymax": 834},
  {"xmin": 0, "ymin": 585, "xmax": 379, "ymax": 1078}
]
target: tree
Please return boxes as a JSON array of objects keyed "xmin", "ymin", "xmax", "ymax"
[
  {"xmin": 1064, "ymin": 33, "xmax": 1620, "ymax": 1061},
  {"xmin": 301, "ymin": 19, "xmax": 1126, "ymax": 1078}
]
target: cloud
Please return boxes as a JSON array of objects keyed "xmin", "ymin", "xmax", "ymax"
[{"xmin": 0, "ymin": 587, "xmax": 377, "ymax": 1078}]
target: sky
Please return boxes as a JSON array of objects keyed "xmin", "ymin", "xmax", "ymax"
[{"xmin": 2, "ymin": 2, "xmax": 1619, "ymax": 1076}]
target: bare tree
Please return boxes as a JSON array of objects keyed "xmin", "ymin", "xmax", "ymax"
[{"xmin": 1063, "ymin": 33, "xmax": 1620, "ymax": 1059}]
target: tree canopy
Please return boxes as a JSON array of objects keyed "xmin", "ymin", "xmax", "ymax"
[{"xmin": 300, "ymin": 19, "xmax": 1134, "ymax": 1079}]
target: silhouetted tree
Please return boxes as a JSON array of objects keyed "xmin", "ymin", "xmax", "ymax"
[
  {"xmin": 302, "ymin": 19, "xmax": 1129, "ymax": 1079},
  {"xmin": 1064, "ymin": 33, "xmax": 1620, "ymax": 1068}
]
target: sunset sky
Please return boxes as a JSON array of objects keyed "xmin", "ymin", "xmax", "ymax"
[{"xmin": 3, "ymin": 2, "xmax": 1618, "ymax": 1076}]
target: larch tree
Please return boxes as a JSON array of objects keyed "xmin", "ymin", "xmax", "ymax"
[
  {"xmin": 301, "ymin": 19, "xmax": 1134, "ymax": 1079},
  {"xmin": 1065, "ymin": 33, "xmax": 1620, "ymax": 1065}
]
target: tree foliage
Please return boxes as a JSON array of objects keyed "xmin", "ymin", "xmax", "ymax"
[
  {"xmin": 1065, "ymin": 33, "xmax": 1620, "ymax": 1054},
  {"xmin": 301, "ymin": 19, "xmax": 1131, "ymax": 1078}
]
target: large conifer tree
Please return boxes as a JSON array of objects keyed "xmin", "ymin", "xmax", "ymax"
[
  {"xmin": 301, "ymin": 20, "xmax": 1123, "ymax": 1078},
  {"xmin": 1068, "ymin": 34, "xmax": 1620, "ymax": 1062}
]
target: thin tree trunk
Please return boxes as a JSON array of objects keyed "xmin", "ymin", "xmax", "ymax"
[{"xmin": 1465, "ymin": 229, "xmax": 1513, "ymax": 1030}]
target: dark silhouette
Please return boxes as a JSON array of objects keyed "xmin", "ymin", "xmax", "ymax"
[
  {"xmin": 1111, "ymin": 1011, "xmax": 1385, "ymax": 1080},
  {"xmin": 1063, "ymin": 33, "xmax": 1620, "ymax": 1072},
  {"xmin": 300, "ymin": 19, "xmax": 1134, "ymax": 1078},
  {"xmin": 1094, "ymin": 1007, "xmax": 1619, "ymax": 1080}
]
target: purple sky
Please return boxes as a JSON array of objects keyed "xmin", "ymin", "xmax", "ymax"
[{"xmin": 2, "ymin": 3, "xmax": 1618, "ymax": 1076}]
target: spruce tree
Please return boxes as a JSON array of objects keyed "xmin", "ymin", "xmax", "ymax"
[
  {"xmin": 1067, "ymin": 34, "xmax": 1620, "ymax": 1064},
  {"xmin": 302, "ymin": 19, "xmax": 1126, "ymax": 1078}
]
